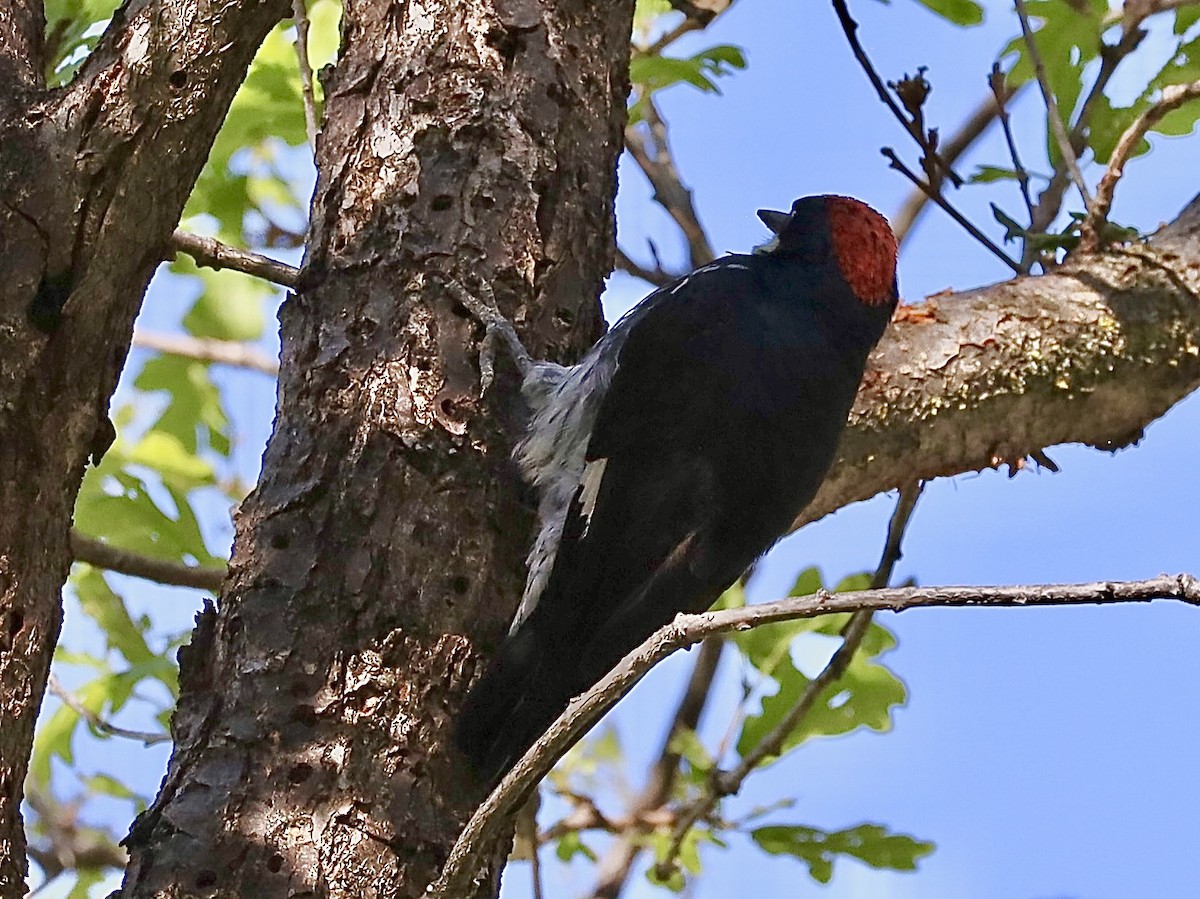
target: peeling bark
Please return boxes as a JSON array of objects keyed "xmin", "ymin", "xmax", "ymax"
[
  {"xmin": 118, "ymin": 1, "xmax": 635, "ymax": 896},
  {"xmin": 0, "ymin": 2, "xmax": 288, "ymax": 894}
]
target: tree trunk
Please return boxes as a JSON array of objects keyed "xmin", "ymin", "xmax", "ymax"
[
  {"xmin": 118, "ymin": 1, "xmax": 635, "ymax": 896},
  {"xmin": 0, "ymin": 3, "xmax": 288, "ymax": 895}
]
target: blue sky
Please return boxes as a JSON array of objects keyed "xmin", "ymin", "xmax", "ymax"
[{"xmin": 41, "ymin": 1, "xmax": 1200, "ymax": 897}]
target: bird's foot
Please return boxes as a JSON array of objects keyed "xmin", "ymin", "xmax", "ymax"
[{"xmin": 444, "ymin": 278, "xmax": 534, "ymax": 395}]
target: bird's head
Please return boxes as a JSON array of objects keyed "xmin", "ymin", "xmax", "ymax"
[{"xmin": 755, "ymin": 195, "xmax": 898, "ymax": 310}]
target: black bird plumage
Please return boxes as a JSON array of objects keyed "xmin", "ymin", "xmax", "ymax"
[{"xmin": 455, "ymin": 195, "xmax": 899, "ymax": 782}]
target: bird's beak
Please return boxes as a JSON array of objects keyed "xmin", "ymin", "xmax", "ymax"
[{"xmin": 757, "ymin": 208, "xmax": 791, "ymax": 235}]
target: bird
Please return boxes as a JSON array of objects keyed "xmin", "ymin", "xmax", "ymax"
[{"xmin": 453, "ymin": 194, "xmax": 899, "ymax": 783}]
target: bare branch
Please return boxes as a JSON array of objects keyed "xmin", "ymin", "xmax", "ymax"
[
  {"xmin": 46, "ymin": 674, "xmax": 171, "ymax": 747},
  {"xmin": 1081, "ymin": 79, "xmax": 1200, "ymax": 251},
  {"xmin": 586, "ymin": 636, "xmax": 723, "ymax": 898},
  {"xmin": 70, "ymin": 531, "xmax": 226, "ymax": 593},
  {"xmin": 614, "ymin": 246, "xmax": 683, "ymax": 288},
  {"xmin": 170, "ymin": 230, "xmax": 300, "ymax": 289},
  {"xmin": 893, "ymin": 86, "xmax": 1020, "ymax": 246},
  {"xmin": 133, "ymin": 330, "xmax": 279, "ymax": 376},
  {"xmin": 1027, "ymin": 18, "xmax": 1144, "ymax": 234},
  {"xmin": 883, "ymin": 148, "xmax": 1022, "ymax": 273},
  {"xmin": 831, "ymin": 0, "xmax": 962, "ymax": 187},
  {"xmin": 290, "ymin": 0, "xmax": 320, "ymax": 150},
  {"xmin": 429, "ymin": 572, "xmax": 1199, "ymax": 899},
  {"xmin": 1014, "ymin": 0, "xmax": 1093, "ymax": 207},
  {"xmin": 654, "ymin": 481, "xmax": 922, "ymax": 878},
  {"xmin": 990, "ymin": 66, "xmax": 1036, "ymax": 232},
  {"xmin": 24, "ymin": 789, "xmax": 126, "ymax": 885},
  {"xmin": 625, "ymin": 97, "xmax": 715, "ymax": 267}
]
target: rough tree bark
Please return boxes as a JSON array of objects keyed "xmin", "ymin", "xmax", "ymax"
[
  {"xmin": 117, "ymin": 1, "xmax": 635, "ymax": 896},
  {"xmin": 0, "ymin": 2, "xmax": 289, "ymax": 894}
]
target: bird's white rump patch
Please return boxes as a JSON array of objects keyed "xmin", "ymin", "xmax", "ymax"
[{"xmin": 578, "ymin": 458, "xmax": 607, "ymax": 534}]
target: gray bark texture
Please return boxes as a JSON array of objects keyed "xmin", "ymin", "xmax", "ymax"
[
  {"xmin": 116, "ymin": 1, "xmax": 635, "ymax": 896},
  {"xmin": 0, "ymin": 1, "xmax": 289, "ymax": 895}
]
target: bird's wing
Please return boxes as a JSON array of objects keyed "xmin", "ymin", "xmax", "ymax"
[{"xmin": 528, "ymin": 259, "xmax": 783, "ymax": 684}]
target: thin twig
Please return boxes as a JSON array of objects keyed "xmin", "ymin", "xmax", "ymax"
[
  {"xmin": 70, "ymin": 530, "xmax": 227, "ymax": 592},
  {"xmin": 883, "ymin": 149, "xmax": 1022, "ymax": 273},
  {"xmin": 170, "ymin": 230, "xmax": 300, "ymax": 289},
  {"xmin": 47, "ymin": 674, "xmax": 171, "ymax": 746},
  {"xmin": 654, "ymin": 482, "xmax": 922, "ymax": 877},
  {"xmin": 990, "ymin": 65, "xmax": 1035, "ymax": 229},
  {"xmin": 1027, "ymin": 17, "xmax": 1146, "ymax": 236},
  {"xmin": 893, "ymin": 86, "xmax": 1019, "ymax": 246},
  {"xmin": 1081, "ymin": 78, "xmax": 1200, "ymax": 251},
  {"xmin": 290, "ymin": 0, "xmax": 320, "ymax": 150},
  {"xmin": 614, "ymin": 246, "xmax": 682, "ymax": 288},
  {"xmin": 1013, "ymin": 0, "xmax": 1093, "ymax": 207},
  {"xmin": 586, "ymin": 637, "xmax": 724, "ymax": 899},
  {"xmin": 133, "ymin": 330, "xmax": 279, "ymax": 376},
  {"xmin": 429, "ymin": 572, "xmax": 1200, "ymax": 898},
  {"xmin": 624, "ymin": 95, "xmax": 715, "ymax": 267},
  {"xmin": 830, "ymin": 0, "xmax": 961, "ymax": 187}
]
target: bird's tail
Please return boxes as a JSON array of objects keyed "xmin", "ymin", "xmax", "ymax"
[{"xmin": 454, "ymin": 625, "xmax": 569, "ymax": 785}]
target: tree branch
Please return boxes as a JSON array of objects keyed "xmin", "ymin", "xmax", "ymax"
[
  {"xmin": 170, "ymin": 230, "xmax": 300, "ymax": 289},
  {"xmin": 132, "ymin": 330, "xmax": 279, "ymax": 376},
  {"xmin": 290, "ymin": 0, "xmax": 320, "ymax": 151},
  {"xmin": 70, "ymin": 531, "xmax": 226, "ymax": 593},
  {"xmin": 893, "ymin": 86, "xmax": 1019, "ymax": 246},
  {"xmin": 0, "ymin": 0, "xmax": 43, "ymax": 95},
  {"xmin": 586, "ymin": 636, "xmax": 724, "ymax": 898},
  {"xmin": 430, "ymin": 572, "xmax": 1199, "ymax": 899},
  {"xmin": 1081, "ymin": 79, "xmax": 1200, "ymax": 251},
  {"xmin": 883, "ymin": 148, "xmax": 1021, "ymax": 272},
  {"xmin": 614, "ymin": 246, "xmax": 683, "ymax": 288},
  {"xmin": 46, "ymin": 674, "xmax": 170, "ymax": 747},
  {"xmin": 654, "ymin": 481, "xmax": 922, "ymax": 878},
  {"xmin": 1013, "ymin": 0, "xmax": 1093, "ymax": 208},
  {"xmin": 625, "ymin": 96, "xmax": 715, "ymax": 267},
  {"xmin": 831, "ymin": 0, "xmax": 961, "ymax": 187}
]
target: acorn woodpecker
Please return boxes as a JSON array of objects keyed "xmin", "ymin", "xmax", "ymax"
[{"xmin": 455, "ymin": 195, "xmax": 899, "ymax": 781}]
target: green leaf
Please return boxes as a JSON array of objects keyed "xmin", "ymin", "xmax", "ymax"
[
  {"xmin": 125, "ymin": 431, "xmax": 217, "ymax": 494},
  {"xmin": 72, "ymin": 569, "xmax": 154, "ymax": 667},
  {"xmin": 1001, "ymin": 0, "xmax": 1106, "ymax": 159},
  {"xmin": 134, "ymin": 354, "xmax": 230, "ymax": 456},
  {"xmin": 1175, "ymin": 6, "xmax": 1200, "ymax": 35},
  {"xmin": 80, "ymin": 772, "xmax": 141, "ymax": 803},
  {"xmin": 912, "ymin": 0, "xmax": 984, "ymax": 27},
  {"xmin": 630, "ymin": 45, "xmax": 747, "ymax": 96},
  {"xmin": 991, "ymin": 203, "xmax": 1026, "ymax": 243},
  {"xmin": 554, "ymin": 831, "xmax": 598, "ymax": 863},
  {"xmin": 789, "ymin": 566, "xmax": 824, "ymax": 597},
  {"xmin": 66, "ymin": 869, "xmax": 107, "ymax": 899},
  {"xmin": 30, "ymin": 702, "xmax": 81, "ymax": 784},
  {"xmin": 969, "ymin": 165, "xmax": 1022, "ymax": 184},
  {"xmin": 736, "ymin": 648, "xmax": 906, "ymax": 759},
  {"xmin": 752, "ymin": 823, "xmax": 934, "ymax": 884},
  {"xmin": 634, "ymin": 0, "xmax": 673, "ymax": 31},
  {"xmin": 1087, "ymin": 94, "xmax": 1150, "ymax": 164},
  {"xmin": 43, "ymin": 0, "xmax": 121, "ymax": 84},
  {"xmin": 667, "ymin": 727, "xmax": 713, "ymax": 773},
  {"xmin": 183, "ymin": 268, "xmax": 271, "ymax": 341},
  {"xmin": 74, "ymin": 466, "xmax": 220, "ymax": 569}
]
